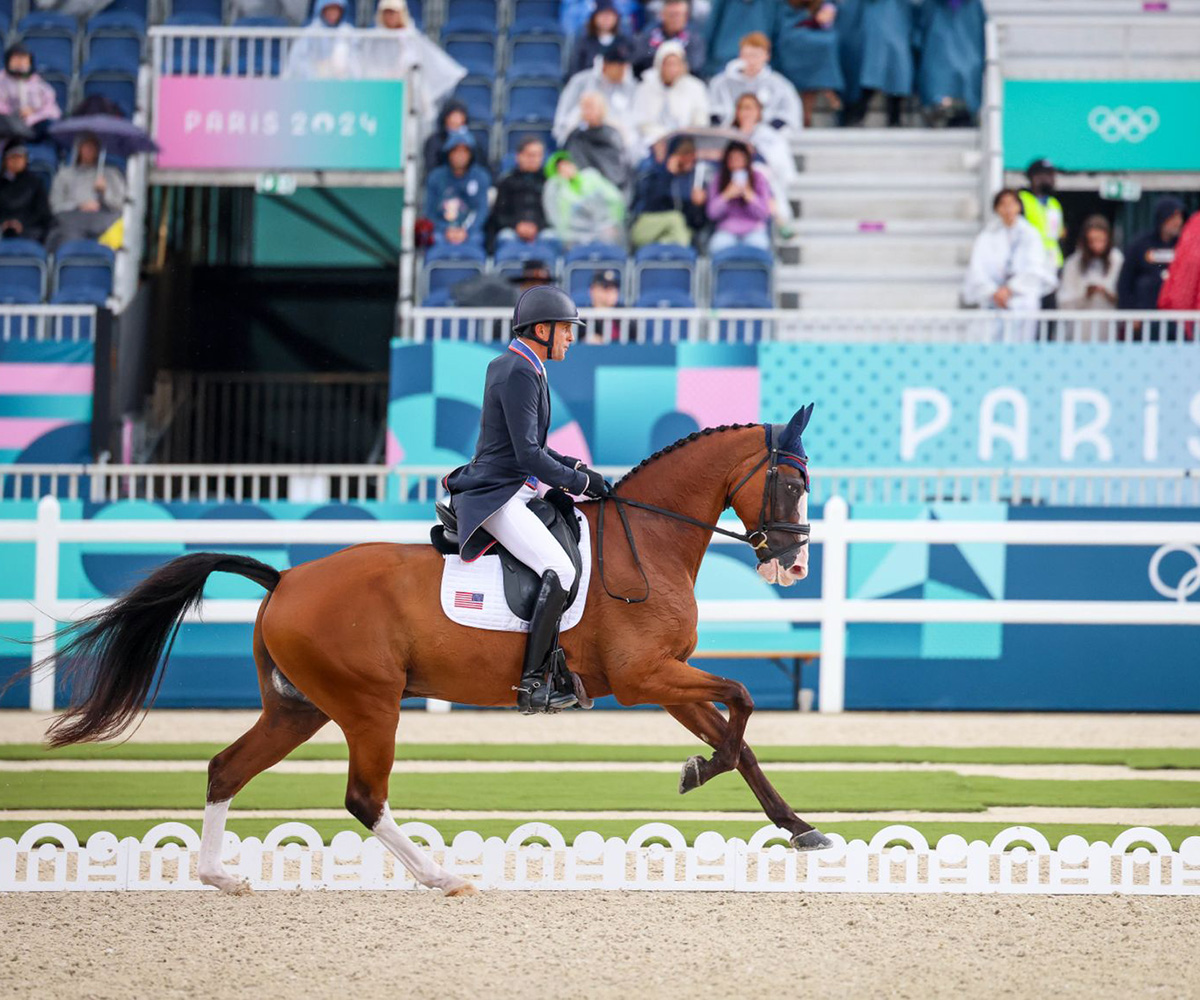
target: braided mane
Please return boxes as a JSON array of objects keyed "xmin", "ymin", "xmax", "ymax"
[{"xmin": 614, "ymin": 423, "xmax": 761, "ymax": 489}]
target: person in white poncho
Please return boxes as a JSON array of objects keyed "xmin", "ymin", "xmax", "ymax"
[
  {"xmin": 361, "ymin": 0, "xmax": 466, "ymax": 127},
  {"xmin": 632, "ymin": 39, "xmax": 710, "ymax": 161},
  {"xmin": 284, "ymin": 0, "xmax": 359, "ymax": 79},
  {"xmin": 961, "ymin": 188, "xmax": 1057, "ymax": 339}
]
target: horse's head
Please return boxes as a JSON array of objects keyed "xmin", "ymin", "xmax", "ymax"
[{"xmin": 727, "ymin": 404, "xmax": 813, "ymax": 588}]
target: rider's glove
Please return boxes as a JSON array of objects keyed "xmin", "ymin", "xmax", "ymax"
[{"xmin": 579, "ymin": 466, "xmax": 610, "ymax": 499}]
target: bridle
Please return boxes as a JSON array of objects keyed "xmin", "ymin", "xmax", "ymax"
[{"xmin": 596, "ymin": 424, "xmax": 812, "ymax": 604}]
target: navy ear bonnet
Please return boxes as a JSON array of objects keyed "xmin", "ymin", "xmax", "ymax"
[{"xmin": 773, "ymin": 403, "xmax": 813, "ymax": 478}]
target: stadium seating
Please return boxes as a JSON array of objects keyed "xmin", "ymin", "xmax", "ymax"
[
  {"xmin": 452, "ymin": 77, "xmax": 494, "ymax": 123},
  {"xmin": 710, "ymin": 246, "xmax": 774, "ymax": 309},
  {"xmin": 0, "ymin": 240, "xmax": 49, "ymax": 305},
  {"xmin": 162, "ymin": 13, "xmax": 220, "ymax": 74},
  {"xmin": 505, "ymin": 30, "xmax": 564, "ymax": 79},
  {"xmin": 421, "ymin": 241, "xmax": 487, "ymax": 299},
  {"xmin": 53, "ymin": 240, "xmax": 115, "ymax": 300},
  {"xmin": 502, "ymin": 80, "xmax": 557, "ymax": 123},
  {"xmin": 509, "ymin": 0, "xmax": 560, "ymax": 32},
  {"xmin": 563, "ymin": 242, "xmax": 625, "ymax": 306},
  {"xmin": 19, "ymin": 24, "xmax": 77, "ymax": 80},
  {"xmin": 25, "ymin": 144, "xmax": 58, "ymax": 193},
  {"xmin": 440, "ymin": 0, "xmax": 498, "ymax": 34},
  {"xmin": 634, "ymin": 244, "xmax": 698, "ymax": 304},
  {"xmin": 170, "ymin": 0, "xmax": 225, "ymax": 21},
  {"xmin": 441, "ymin": 34, "xmax": 496, "ymax": 76},
  {"xmin": 81, "ymin": 70, "xmax": 138, "ymax": 116}
]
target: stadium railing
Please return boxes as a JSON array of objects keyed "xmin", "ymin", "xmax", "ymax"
[
  {"xmin": 0, "ymin": 304, "xmax": 100, "ymax": 342},
  {"xmin": 4, "ymin": 494, "xmax": 1197, "ymax": 712},
  {"xmin": 4, "ymin": 463, "xmax": 1199, "ymax": 507},
  {"xmin": 404, "ymin": 306, "xmax": 1200, "ymax": 344}
]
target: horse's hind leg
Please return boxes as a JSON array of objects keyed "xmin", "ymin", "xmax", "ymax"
[
  {"xmin": 665, "ymin": 702, "xmax": 831, "ymax": 851},
  {"xmin": 342, "ymin": 711, "xmax": 476, "ymax": 897}
]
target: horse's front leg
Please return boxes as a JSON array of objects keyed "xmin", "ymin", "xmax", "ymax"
[
  {"xmin": 665, "ymin": 702, "xmax": 833, "ymax": 851},
  {"xmin": 611, "ymin": 657, "xmax": 753, "ymax": 788}
]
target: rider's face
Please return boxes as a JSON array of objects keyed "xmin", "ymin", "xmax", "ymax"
[{"xmin": 549, "ymin": 321, "xmax": 575, "ymax": 361}]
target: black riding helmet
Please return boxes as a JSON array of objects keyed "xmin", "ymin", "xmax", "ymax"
[{"xmin": 511, "ymin": 284, "xmax": 584, "ymax": 352}]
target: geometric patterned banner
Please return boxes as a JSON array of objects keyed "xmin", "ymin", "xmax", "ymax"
[{"xmin": 0, "ymin": 339, "xmax": 93, "ymax": 464}]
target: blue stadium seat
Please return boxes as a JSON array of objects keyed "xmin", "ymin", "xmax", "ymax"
[
  {"xmin": 440, "ymin": 0, "xmax": 498, "ymax": 34},
  {"xmin": 40, "ymin": 73, "xmax": 70, "ymax": 116},
  {"xmin": 424, "ymin": 242, "xmax": 487, "ymax": 264},
  {"xmin": 20, "ymin": 34, "xmax": 75, "ymax": 79},
  {"xmin": 162, "ymin": 13, "xmax": 219, "ymax": 74},
  {"xmin": 422, "ymin": 287, "xmax": 455, "ymax": 306},
  {"xmin": 503, "ymin": 80, "xmax": 558, "ymax": 123},
  {"xmin": 170, "ymin": 0, "xmax": 223, "ymax": 20},
  {"xmin": 564, "ymin": 241, "xmax": 625, "ymax": 305},
  {"xmin": 25, "ymin": 144, "xmax": 58, "ymax": 194},
  {"xmin": 711, "ymin": 245, "xmax": 773, "ymax": 307},
  {"xmin": 452, "ymin": 77, "xmax": 493, "ymax": 123},
  {"xmin": 233, "ymin": 17, "xmax": 289, "ymax": 76},
  {"xmin": 506, "ymin": 30, "xmax": 564, "ymax": 79},
  {"xmin": 17, "ymin": 11, "xmax": 77, "ymax": 34},
  {"xmin": 423, "ymin": 259, "xmax": 484, "ymax": 300},
  {"xmin": 495, "ymin": 236, "xmax": 562, "ymax": 263},
  {"xmin": 634, "ymin": 243, "xmax": 697, "ymax": 301},
  {"xmin": 510, "ymin": 0, "xmax": 560, "ymax": 32},
  {"xmin": 0, "ymin": 240, "xmax": 49, "ymax": 304},
  {"xmin": 0, "ymin": 12, "xmax": 10, "ymax": 37},
  {"xmin": 442, "ymin": 34, "xmax": 496, "ymax": 76},
  {"xmin": 87, "ymin": 11, "xmax": 148, "ymax": 33},
  {"xmin": 53, "ymin": 240, "xmax": 115, "ymax": 298},
  {"xmin": 85, "ymin": 18, "xmax": 145, "ymax": 74},
  {"xmin": 82, "ymin": 72, "xmax": 138, "ymax": 117},
  {"xmin": 103, "ymin": 0, "xmax": 150, "ymax": 19}
]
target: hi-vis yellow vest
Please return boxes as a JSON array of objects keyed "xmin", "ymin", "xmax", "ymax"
[{"xmin": 1018, "ymin": 190, "xmax": 1064, "ymax": 268}]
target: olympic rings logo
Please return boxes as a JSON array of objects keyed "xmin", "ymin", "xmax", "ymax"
[
  {"xmin": 1148, "ymin": 544, "xmax": 1200, "ymax": 602},
  {"xmin": 1087, "ymin": 105, "xmax": 1160, "ymax": 144}
]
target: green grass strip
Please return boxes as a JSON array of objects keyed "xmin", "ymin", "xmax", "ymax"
[
  {"xmin": 3, "ymin": 818, "xmax": 1195, "ymax": 850},
  {"xmin": 1, "ymin": 742, "xmax": 1198, "ymax": 769},
  {"xmin": 4, "ymin": 770, "xmax": 1200, "ymax": 812}
]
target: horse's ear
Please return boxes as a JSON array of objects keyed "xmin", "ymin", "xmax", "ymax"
[{"xmin": 785, "ymin": 403, "xmax": 814, "ymax": 442}]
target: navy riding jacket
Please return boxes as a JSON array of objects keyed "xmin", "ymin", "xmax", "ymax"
[{"xmin": 446, "ymin": 340, "xmax": 589, "ymax": 560}]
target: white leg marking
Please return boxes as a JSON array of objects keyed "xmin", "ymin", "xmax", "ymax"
[
  {"xmin": 198, "ymin": 799, "xmax": 249, "ymax": 893},
  {"xmin": 372, "ymin": 802, "xmax": 475, "ymax": 895}
]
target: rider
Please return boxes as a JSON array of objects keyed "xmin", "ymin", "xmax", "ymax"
[{"xmin": 445, "ymin": 285, "xmax": 609, "ymax": 713}]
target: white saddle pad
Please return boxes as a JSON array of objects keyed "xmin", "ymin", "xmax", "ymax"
[{"xmin": 439, "ymin": 510, "xmax": 592, "ymax": 633}]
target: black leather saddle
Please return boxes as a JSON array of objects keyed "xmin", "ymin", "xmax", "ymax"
[{"xmin": 430, "ymin": 489, "xmax": 583, "ymax": 621}]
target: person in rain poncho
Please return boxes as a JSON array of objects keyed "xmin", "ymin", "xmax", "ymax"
[
  {"xmin": 48, "ymin": 133, "xmax": 126, "ymax": 250},
  {"xmin": 632, "ymin": 0, "xmax": 706, "ymax": 79},
  {"xmin": 0, "ymin": 46, "xmax": 61, "ymax": 140},
  {"xmin": 285, "ymin": 0, "xmax": 360, "ymax": 80},
  {"xmin": 541, "ymin": 150, "xmax": 625, "ymax": 249},
  {"xmin": 838, "ymin": 0, "xmax": 913, "ymax": 127},
  {"xmin": 961, "ymin": 188, "xmax": 1056, "ymax": 339},
  {"xmin": 563, "ymin": 91, "xmax": 631, "ymax": 191},
  {"xmin": 914, "ymin": 0, "xmax": 984, "ymax": 126},
  {"xmin": 568, "ymin": 0, "xmax": 634, "ymax": 77},
  {"xmin": 554, "ymin": 40, "xmax": 638, "ymax": 147},
  {"xmin": 632, "ymin": 40, "xmax": 710, "ymax": 160},
  {"xmin": 362, "ymin": 0, "xmax": 466, "ymax": 127},
  {"xmin": 704, "ymin": 0, "xmax": 776, "ymax": 77},
  {"xmin": 708, "ymin": 32, "xmax": 802, "ymax": 133},
  {"xmin": 774, "ymin": 0, "xmax": 844, "ymax": 128},
  {"xmin": 731, "ymin": 92, "xmax": 795, "ymax": 233}
]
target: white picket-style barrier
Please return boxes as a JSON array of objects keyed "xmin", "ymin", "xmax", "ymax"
[
  {"xmin": 2, "ymin": 822, "xmax": 1197, "ymax": 895},
  {"xmin": 2, "ymin": 495, "xmax": 1198, "ymax": 714}
]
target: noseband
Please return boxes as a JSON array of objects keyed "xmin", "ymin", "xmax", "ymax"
[{"xmin": 597, "ymin": 424, "xmax": 812, "ymax": 604}]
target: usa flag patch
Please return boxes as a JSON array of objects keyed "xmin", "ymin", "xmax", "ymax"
[{"xmin": 453, "ymin": 591, "xmax": 484, "ymax": 610}]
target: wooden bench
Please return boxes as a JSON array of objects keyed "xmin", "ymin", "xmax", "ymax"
[{"xmin": 691, "ymin": 629, "xmax": 820, "ymax": 711}]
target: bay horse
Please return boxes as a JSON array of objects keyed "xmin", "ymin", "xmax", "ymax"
[{"xmin": 31, "ymin": 406, "xmax": 830, "ymax": 895}]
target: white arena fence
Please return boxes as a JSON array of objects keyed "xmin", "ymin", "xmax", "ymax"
[
  {"xmin": 2, "ymin": 821, "xmax": 1197, "ymax": 895},
  {"xmin": 405, "ymin": 308, "xmax": 1200, "ymax": 345},
  {"xmin": 0, "ymin": 305, "xmax": 99, "ymax": 343},
  {"xmin": 4, "ymin": 463, "xmax": 1199, "ymax": 507},
  {"xmin": 3, "ymin": 496, "xmax": 1198, "ymax": 713}
]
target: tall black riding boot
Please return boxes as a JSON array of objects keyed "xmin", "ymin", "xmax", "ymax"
[{"xmin": 515, "ymin": 570, "xmax": 577, "ymax": 714}]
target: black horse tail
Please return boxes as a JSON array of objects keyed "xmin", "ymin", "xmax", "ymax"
[{"xmin": 38, "ymin": 553, "xmax": 281, "ymax": 749}]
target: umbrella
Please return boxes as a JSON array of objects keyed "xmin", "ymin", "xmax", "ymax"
[
  {"xmin": 48, "ymin": 115, "xmax": 159, "ymax": 161},
  {"xmin": 657, "ymin": 127, "xmax": 755, "ymax": 161}
]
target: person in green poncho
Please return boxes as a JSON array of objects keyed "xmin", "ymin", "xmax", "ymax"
[{"xmin": 541, "ymin": 150, "xmax": 627, "ymax": 249}]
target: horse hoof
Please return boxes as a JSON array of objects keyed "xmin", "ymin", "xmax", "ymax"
[
  {"xmin": 791, "ymin": 829, "xmax": 833, "ymax": 852},
  {"xmin": 444, "ymin": 881, "xmax": 478, "ymax": 898},
  {"xmin": 679, "ymin": 755, "xmax": 705, "ymax": 795}
]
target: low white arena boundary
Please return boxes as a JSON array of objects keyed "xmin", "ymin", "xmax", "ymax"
[{"xmin": 3, "ymin": 823, "xmax": 1198, "ymax": 895}]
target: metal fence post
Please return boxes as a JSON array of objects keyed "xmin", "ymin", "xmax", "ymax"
[
  {"xmin": 30, "ymin": 495, "xmax": 61, "ymax": 712},
  {"xmin": 818, "ymin": 496, "xmax": 848, "ymax": 713}
]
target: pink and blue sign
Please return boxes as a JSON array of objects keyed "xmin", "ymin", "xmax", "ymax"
[{"xmin": 154, "ymin": 78, "xmax": 405, "ymax": 171}]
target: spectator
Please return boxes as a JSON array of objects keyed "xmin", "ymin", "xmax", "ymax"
[
  {"xmin": 630, "ymin": 135, "xmax": 708, "ymax": 248},
  {"xmin": 423, "ymin": 100, "xmax": 469, "ymax": 178},
  {"xmin": 704, "ymin": 0, "xmax": 776, "ymax": 77},
  {"xmin": 1059, "ymin": 216, "xmax": 1124, "ymax": 341},
  {"xmin": 1117, "ymin": 196, "xmax": 1184, "ymax": 312},
  {"xmin": 0, "ymin": 46, "xmax": 62, "ymax": 141},
  {"xmin": 633, "ymin": 0, "xmax": 706, "ymax": 79},
  {"xmin": 0, "ymin": 143, "xmax": 52, "ymax": 244},
  {"xmin": 583, "ymin": 268, "xmax": 633, "ymax": 342},
  {"xmin": 961, "ymin": 188, "xmax": 1054, "ymax": 326},
  {"xmin": 1019, "ymin": 158, "xmax": 1065, "ymax": 308},
  {"xmin": 774, "ymin": 0, "xmax": 844, "ymax": 128},
  {"xmin": 1158, "ymin": 210, "xmax": 1200, "ymax": 318},
  {"xmin": 633, "ymin": 40, "xmax": 710, "ymax": 158},
  {"xmin": 424, "ymin": 130, "xmax": 489, "ymax": 246},
  {"xmin": 285, "ymin": 0, "xmax": 359, "ymax": 80},
  {"xmin": 555, "ymin": 41, "xmax": 638, "ymax": 146},
  {"xmin": 915, "ymin": 0, "xmax": 984, "ymax": 127},
  {"xmin": 839, "ymin": 0, "xmax": 913, "ymax": 128},
  {"xmin": 487, "ymin": 136, "xmax": 548, "ymax": 250},
  {"xmin": 560, "ymin": 0, "xmax": 639, "ymax": 39},
  {"xmin": 542, "ymin": 150, "xmax": 626, "ymax": 248},
  {"xmin": 731, "ymin": 92, "xmax": 795, "ymax": 234},
  {"xmin": 230, "ymin": 0, "xmax": 316, "ymax": 25},
  {"xmin": 47, "ymin": 134, "xmax": 126, "ymax": 250},
  {"xmin": 568, "ymin": 0, "xmax": 633, "ymax": 77},
  {"xmin": 363, "ymin": 0, "xmax": 466, "ymax": 127},
  {"xmin": 706, "ymin": 140, "xmax": 771, "ymax": 252},
  {"xmin": 563, "ymin": 91, "xmax": 631, "ymax": 190},
  {"xmin": 709, "ymin": 33, "xmax": 802, "ymax": 132}
]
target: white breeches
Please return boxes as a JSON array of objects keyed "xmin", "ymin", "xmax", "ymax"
[{"xmin": 481, "ymin": 484, "xmax": 577, "ymax": 589}]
